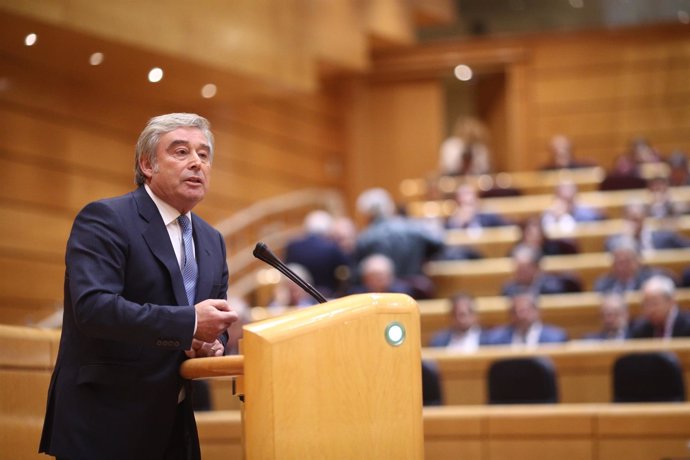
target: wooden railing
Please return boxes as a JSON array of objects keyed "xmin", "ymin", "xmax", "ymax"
[{"xmin": 215, "ymin": 188, "xmax": 345, "ymax": 300}]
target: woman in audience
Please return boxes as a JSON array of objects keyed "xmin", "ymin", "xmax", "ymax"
[{"xmin": 438, "ymin": 116, "xmax": 491, "ymax": 176}]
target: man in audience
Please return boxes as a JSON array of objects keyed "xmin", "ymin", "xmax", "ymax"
[
  {"xmin": 429, "ymin": 292, "xmax": 485, "ymax": 352},
  {"xmin": 605, "ymin": 202, "xmax": 690, "ymax": 254},
  {"xmin": 502, "ymin": 244, "xmax": 580, "ymax": 296},
  {"xmin": 582, "ymin": 293, "xmax": 630, "ymax": 340},
  {"xmin": 629, "ymin": 275, "xmax": 690, "ymax": 338},
  {"xmin": 285, "ymin": 210, "xmax": 349, "ymax": 298},
  {"xmin": 446, "ymin": 184, "xmax": 509, "ymax": 230},
  {"xmin": 595, "ymin": 236, "xmax": 661, "ymax": 293},
  {"xmin": 484, "ymin": 292, "xmax": 568, "ymax": 346},
  {"xmin": 348, "ymin": 253, "xmax": 413, "ymax": 297},
  {"xmin": 541, "ymin": 181, "xmax": 605, "ymax": 234},
  {"xmin": 541, "ymin": 134, "xmax": 594, "ymax": 170},
  {"xmin": 267, "ymin": 263, "xmax": 320, "ymax": 313},
  {"xmin": 355, "ymin": 188, "xmax": 444, "ymax": 298}
]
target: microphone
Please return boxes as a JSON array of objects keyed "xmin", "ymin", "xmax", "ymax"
[{"xmin": 252, "ymin": 242, "xmax": 328, "ymax": 304}]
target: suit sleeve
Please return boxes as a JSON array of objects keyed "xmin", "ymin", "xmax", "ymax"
[{"xmin": 67, "ymin": 201, "xmax": 195, "ymax": 349}]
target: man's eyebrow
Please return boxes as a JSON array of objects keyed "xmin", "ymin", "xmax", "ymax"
[{"xmin": 166, "ymin": 139, "xmax": 210, "ymax": 151}]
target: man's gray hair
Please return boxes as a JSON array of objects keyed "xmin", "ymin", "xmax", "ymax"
[
  {"xmin": 642, "ymin": 274, "xmax": 676, "ymax": 299},
  {"xmin": 134, "ymin": 113, "xmax": 214, "ymax": 186},
  {"xmin": 356, "ymin": 188, "xmax": 395, "ymax": 219}
]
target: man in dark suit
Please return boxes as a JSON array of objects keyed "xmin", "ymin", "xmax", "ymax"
[
  {"xmin": 484, "ymin": 292, "xmax": 568, "ymax": 346},
  {"xmin": 39, "ymin": 113, "xmax": 239, "ymax": 460},
  {"xmin": 284, "ymin": 210, "xmax": 350, "ymax": 297},
  {"xmin": 594, "ymin": 236, "xmax": 659, "ymax": 294},
  {"xmin": 629, "ymin": 275, "xmax": 690, "ymax": 339},
  {"xmin": 429, "ymin": 292, "xmax": 486, "ymax": 352},
  {"xmin": 502, "ymin": 245, "xmax": 580, "ymax": 297},
  {"xmin": 582, "ymin": 293, "xmax": 631, "ymax": 340},
  {"xmin": 604, "ymin": 202, "xmax": 690, "ymax": 253}
]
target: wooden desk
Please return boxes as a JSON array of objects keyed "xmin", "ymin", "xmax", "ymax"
[
  {"xmin": 400, "ymin": 167, "xmax": 606, "ymax": 200},
  {"xmin": 423, "ymin": 403, "xmax": 690, "ymax": 460},
  {"xmin": 422, "ymin": 339, "xmax": 690, "ymax": 406},
  {"xmin": 426, "ymin": 248, "xmax": 690, "ymax": 297},
  {"xmin": 196, "ymin": 403, "xmax": 690, "ymax": 460},
  {"xmin": 444, "ymin": 215, "xmax": 690, "ymax": 258},
  {"xmin": 419, "ymin": 289, "xmax": 690, "ymax": 345},
  {"xmin": 408, "ymin": 185, "xmax": 690, "ymax": 220}
]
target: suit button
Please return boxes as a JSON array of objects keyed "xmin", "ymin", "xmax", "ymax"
[
  {"xmin": 156, "ymin": 339, "xmax": 162, "ymax": 346},
  {"xmin": 174, "ymin": 341, "xmax": 180, "ymax": 347}
]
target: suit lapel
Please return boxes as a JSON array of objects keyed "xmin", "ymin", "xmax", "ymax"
[{"xmin": 133, "ymin": 187, "xmax": 189, "ymax": 306}]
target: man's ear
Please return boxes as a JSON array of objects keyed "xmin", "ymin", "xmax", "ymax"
[{"xmin": 139, "ymin": 156, "xmax": 154, "ymax": 180}]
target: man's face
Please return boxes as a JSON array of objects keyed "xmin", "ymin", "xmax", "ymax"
[
  {"xmin": 612, "ymin": 250, "xmax": 638, "ymax": 280},
  {"xmin": 141, "ymin": 127, "xmax": 212, "ymax": 213},
  {"xmin": 601, "ymin": 301, "xmax": 627, "ymax": 331},
  {"xmin": 642, "ymin": 290, "xmax": 673, "ymax": 327},
  {"xmin": 510, "ymin": 295, "xmax": 539, "ymax": 331},
  {"xmin": 451, "ymin": 299, "xmax": 476, "ymax": 332}
]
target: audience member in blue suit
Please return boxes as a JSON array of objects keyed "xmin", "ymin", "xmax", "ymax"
[
  {"xmin": 502, "ymin": 245, "xmax": 581, "ymax": 297},
  {"xmin": 581, "ymin": 293, "xmax": 630, "ymax": 340},
  {"xmin": 594, "ymin": 236, "xmax": 660, "ymax": 294},
  {"xmin": 429, "ymin": 292, "xmax": 487, "ymax": 352},
  {"xmin": 484, "ymin": 292, "xmax": 568, "ymax": 346},
  {"xmin": 629, "ymin": 274, "xmax": 690, "ymax": 339},
  {"xmin": 285, "ymin": 210, "xmax": 350, "ymax": 298}
]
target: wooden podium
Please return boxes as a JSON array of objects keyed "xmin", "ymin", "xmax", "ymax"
[{"xmin": 181, "ymin": 293, "xmax": 424, "ymax": 459}]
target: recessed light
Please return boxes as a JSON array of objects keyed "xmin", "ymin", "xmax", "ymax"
[
  {"xmin": 201, "ymin": 83, "xmax": 217, "ymax": 99},
  {"xmin": 454, "ymin": 64, "xmax": 473, "ymax": 81},
  {"xmin": 148, "ymin": 67, "xmax": 164, "ymax": 83},
  {"xmin": 24, "ymin": 33, "xmax": 37, "ymax": 47},
  {"xmin": 89, "ymin": 52, "xmax": 104, "ymax": 66}
]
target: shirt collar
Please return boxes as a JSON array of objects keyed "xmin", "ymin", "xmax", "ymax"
[{"xmin": 144, "ymin": 184, "xmax": 191, "ymax": 226}]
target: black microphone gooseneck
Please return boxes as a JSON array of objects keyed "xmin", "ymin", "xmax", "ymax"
[{"xmin": 252, "ymin": 242, "xmax": 328, "ymax": 304}]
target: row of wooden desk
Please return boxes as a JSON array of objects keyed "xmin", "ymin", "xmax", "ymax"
[
  {"xmin": 425, "ymin": 247, "xmax": 690, "ymax": 298},
  {"xmin": 417, "ymin": 289, "xmax": 690, "ymax": 345},
  {"xmin": 407, "ymin": 184, "xmax": 690, "ymax": 221},
  {"xmin": 444, "ymin": 215, "xmax": 690, "ymax": 258},
  {"xmin": 196, "ymin": 403, "xmax": 690, "ymax": 460}
]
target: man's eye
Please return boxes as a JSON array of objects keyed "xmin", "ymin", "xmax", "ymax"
[{"xmin": 198, "ymin": 152, "xmax": 210, "ymax": 162}]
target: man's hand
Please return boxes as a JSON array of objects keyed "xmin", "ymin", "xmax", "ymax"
[
  {"xmin": 194, "ymin": 299, "xmax": 238, "ymax": 342},
  {"xmin": 185, "ymin": 338, "xmax": 224, "ymax": 358}
]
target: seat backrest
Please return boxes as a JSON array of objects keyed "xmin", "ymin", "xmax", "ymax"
[
  {"xmin": 422, "ymin": 360, "xmax": 444, "ymax": 406},
  {"xmin": 613, "ymin": 352, "xmax": 686, "ymax": 403},
  {"xmin": 487, "ymin": 356, "xmax": 559, "ymax": 404}
]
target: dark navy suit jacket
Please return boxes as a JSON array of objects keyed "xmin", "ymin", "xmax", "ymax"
[
  {"xmin": 629, "ymin": 309, "xmax": 690, "ymax": 338},
  {"xmin": 483, "ymin": 324, "xmax": 568, "ymax": 345},
  {"xmin": 40, "ymin": 187, "xmax": 229, "ymax": 460},
  {"xmin": 285, "ymin": 234, "xmax": 349, "ymax": 296}
]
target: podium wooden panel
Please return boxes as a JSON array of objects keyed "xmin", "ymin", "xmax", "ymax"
[{"xmin": 182, "ymin": 293, "xmax": 424, "ymax": 459}]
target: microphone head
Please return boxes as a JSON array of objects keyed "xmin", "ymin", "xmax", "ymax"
[{"xmin": 253, "ymin": 242, "xmax": 278, "ymax": 264}]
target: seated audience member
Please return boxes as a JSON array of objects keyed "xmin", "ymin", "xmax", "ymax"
[
  {"xmin": 628, "ymin": 136, "xmax": 663, "ymax": 166},
  {"xmin": 355, "ymin": 188, "xmax": 443, "ymax": 298},
  {"xmin": 604, "ymin": 202, "xmax": 690, "ymax": 254},
  {"xmin": 600, "ymin": 153, "xmax": 647, "ymax": 191},
  {"xmin": 284, "ymin": 210, "xmax": 349, "ymax": 298},
  {"xmin": 502, "ymin": 245, "xmax": 581, "ymax": 297},
  {"xmin": 510, "ymin": 216, "xmax": 579, "ymax": 257},
  {"xmin": 484, "ymin": 292, "xmax": 568, "ymax": 346},
  {"xmin": 429, "ymin": 293, "xmax": 485, "ymax": 352},
  {"xmin": 328, "ymin": 216, "xmax": 358, "ymax": 294},
  {"xmin": 582, "ymin": 293, "xmax": 630, "ymax": 340},
  {"xmin": 267, "ymin": 263, "xmax": 319, "ymax": 313},
  {"xmin": 647, "ymin": 175, "xmax": 682, "ymax": 219},
  {"xmin": 438, "ymin": 184, "xmax": 509, "ymax": 260},
  {"xmin": 629, "ymin": 275, "xmax": 690, "ymax": 338},
  {"xmin": 594, "ymin": 236, "xmax": 659, "ymax": 294},
  {"xmin": 540, "ymin": 134, "xmax": 594, "ymax": 170},
  {"xmin": 348, "ymin": 253, "xmax": 414, "ymax": 297},
  {"xmin": 438, "ymin": 116, "xmax": 491, "ymax": 176},
  {"xmin": 446, "ymin": 184, "xmax": 509, "ymax": 230},
  {"xmin": 667, "ymin": 150, "xmax": 690, "ymax": 187},
  {"xmin": 541, "ymin": 181, "xmax": 604, "ymax": 233}
]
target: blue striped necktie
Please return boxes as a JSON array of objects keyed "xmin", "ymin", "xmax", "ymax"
[{"xmin": 177, "ymin": 215, "xmax": 197, "ymax": 305}]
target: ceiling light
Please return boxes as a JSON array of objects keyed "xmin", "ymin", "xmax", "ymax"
[
  {"xmin": 201, "ymin": 83, "xmax": 217, "ymax": 99},
  {"xmin": 454, "ymin": 64, "xmax": 473, "ymax": 81},
  {"xmin": 148, "ymin": 67, "xmax": 164, "ymax": 83},
  {"xmin": 89, "ymin": 52, "xmax": 104, "ymax": 66},
  {"xmin": 679, "ymin": 11, "xmax": 690, "ymax": 24},
  {"xmin": 24, "ymin": 33, "xmax": 37, "ymax": 47}
]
